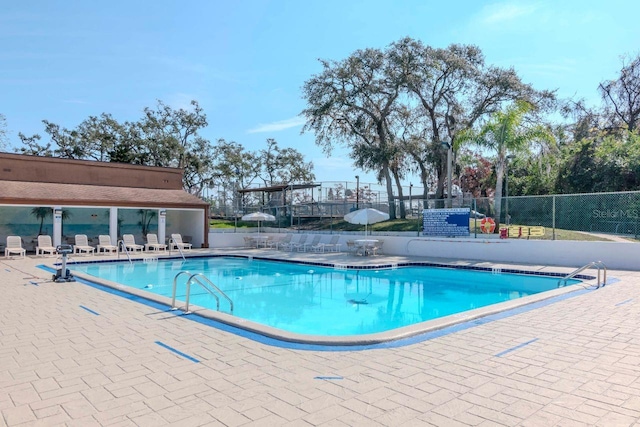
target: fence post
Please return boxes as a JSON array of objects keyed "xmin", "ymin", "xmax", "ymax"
[
  {"xmin": 552, "ymin": 195, "xmax": 556, "ymax": 240},
  {"xmin": 330, "ymin": 204, "xmax": 333, "ymax": 232},
  {"xmin": 474, "ymin": 198, "xmax": 477, "ymax": 239}
]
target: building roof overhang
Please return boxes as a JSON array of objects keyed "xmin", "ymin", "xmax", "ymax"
[{"xmin": 0, "ymin": 180, "xmax": 209, "ymax": 209}]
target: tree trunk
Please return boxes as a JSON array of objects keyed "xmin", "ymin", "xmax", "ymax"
[
  {"xmin": 382, "ymin": 165, "xmax": 396, "ymax": 220},
  {"xmin": 392, "ymin": 171, "xmax": 406, "ymax": 219},
  {"xmin": 435, "ymin": 153, "xmax": 446, "ymax": 209},
  {"xmin": 494, "ymin": 154, "xmax": 506, "ymax": 232}
]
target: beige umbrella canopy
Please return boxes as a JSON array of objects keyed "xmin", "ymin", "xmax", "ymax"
[
  {"xmin": 241, "ymin": 212, "xmax": 276, "ymax": 233},
  {"xmin": 344, "ymin": 208, "xmax": 390, "ymax": 235}
]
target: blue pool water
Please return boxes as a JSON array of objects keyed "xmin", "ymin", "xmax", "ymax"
[{"xmin": 71, "ymin": 257, "xmax": 578, "ymax": 337}]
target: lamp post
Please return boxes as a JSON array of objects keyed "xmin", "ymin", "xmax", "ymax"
[
  {"xmin": 441, "ymin": 141, "xmax": 453, "ymax": 208},
  {"xmin": 355, "ymin": 175, "xmax": 360, "ymax": 210},
  {"xmin": 505, "ymin": 154, "xmax": 515, "ymax": 226}
]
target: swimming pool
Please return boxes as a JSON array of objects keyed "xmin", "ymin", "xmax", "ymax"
[{"xmin": 69, "ymin": 256, "xmax": 581, "ymax": 342}]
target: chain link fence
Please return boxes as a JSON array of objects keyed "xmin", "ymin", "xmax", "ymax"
[
  {"xmin": 505, "ymin": 191, "xmax": 640, "ymax": 237},
  {"xmin": 210, "ymin": 181, "xmax": 640, "ymax": 240}
]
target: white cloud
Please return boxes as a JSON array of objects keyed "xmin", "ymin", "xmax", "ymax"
[
  {"xmin": 479, "ymin": 2, "xmax": 538, "ymax": 25},
  {"xmin": 247, "ymin": 116, "xmax": 306, "ymax": 134}
]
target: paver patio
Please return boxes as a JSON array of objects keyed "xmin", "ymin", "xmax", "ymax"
[{"xmin": 1, "ymin": 250, "xmax": 639, "ymax": 426}]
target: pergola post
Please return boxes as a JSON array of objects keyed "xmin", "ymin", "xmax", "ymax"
[{"xmin": 109, "ymin": 207, "xmax": 118, "ymax": 246}]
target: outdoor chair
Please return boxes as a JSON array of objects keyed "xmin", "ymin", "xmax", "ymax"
[
  {"xmin": 36, "ymin": 235, "xmax": 56, "ymax": 257},
  {"xmin": 345, "ymin": 240, "xmax": 357, "ymax": 255},
  {"xmin": 263, "ymin": 236, "xmax": 278, "ymax": 249},
  {"xmin": 279, "ymin": 234, "xmax": 305, "ymax": 251},
  {"xmin": 273, "ymin": 234, "xmax": 292, "ymax": 250},
  {"xmin": 310, "ymin": 236, "xmax": 328, "ymax": 252},
  {"xmin": 302, "ymin": 235, "xmax": 322, "ymax": 252},
  {"xmin": 371, "ymin": 239, "xmax": 384, "ymax": 255},
  {"xmin": 97, "ymin": 235, "xmax": 118, "ymax": 254},
  {"xmin": 288, "ymin": 234, "xmax": 309, "ymax": 251},
  {"xmin": 74, "ymin": 234, "xmax": 95, "ymax": 255},
  {"xmin": 5, "ymin": 236, "xmax": 26, "ymax": 258},
  {"xmin": 318, "ymin": 235, "xmax": 341, "ymax": 252},
  {"xmin": 145, "ymin": 233, "xmax": 167, "ymax": 252},
  {"xmin": 243, "ymin": 236, "xmax": 257, "ymax": 249},
  {"xmin": 170, "ymin": 234, "xmax": 192, "ymax": 251},
  {"xmin": 122, "ymin": 234, "xmax": 144, "ymax": 252}
]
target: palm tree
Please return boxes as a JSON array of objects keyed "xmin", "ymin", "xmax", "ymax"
[
  {"xmin": 31, "ymin": 207, "xmax": 52, "ymax": 235},
  {"xmin": 463, "ymin": 101, "xmax": 554, "ymax": 230},
  {"xmin": 30, "ymin": 207, "xmax": 73, "ymax": 237},
  {"xmin": 137, "ymin": 209, "xmax": 157, "ymax": 236}
]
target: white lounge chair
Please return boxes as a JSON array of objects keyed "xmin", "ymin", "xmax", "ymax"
[
  {"xmin": 97, "ymin": 235, "xmax": 118, "ymax": 254},
  {"xmin": 302, "ymin": 235, "xmax": 321, "ymax": 252},
  {"xmin": 36, "ymin": 235, "xmax": 56, "ymax": 257},
  {"xmin": 170, "ymin": 234, "xmax": 192, "ymax": 251},
  {"xmin": 317, "ymin": 235, "xmax": 341, "ymax": 252},
  {"xmin": 273, "ymin": 234, "xmax": 292, "ymax": 250},
  {"xmin": 74, "ymin": 234, "xmax": 95, "ymax": 255},
  {"xmin": 145, "ymin": 234, "xmax": 167, "ymax": 252},
  {"xmin": 313, "ymin": 234, "xmax": 340, "ymax": 252},
  {"xmin": 263, "ymin": 236, "xmax": 278, "ymax": 249},
  {"xmin": 5, "ymin": 236, "xmax": 26, "ymax": 258},
  {"xmin": 281, "ymin": 234, "xmax": 307, "ymax": 251},
  {"xmin": 122, "ymin": 234, "xmax": 144, "ymax": 252}
]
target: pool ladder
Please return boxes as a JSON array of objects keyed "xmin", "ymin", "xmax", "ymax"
[
  {"xmin": 171, "ymin": 271, "xmax": 234, "ymax": 314},
  {"xmin": 169, "ymin": 238, "xmax": 186, "ymax": 260},
  {"xmin": 558, "ymin": 261, "xmax": 607, "ymax": 288},
  {"xmin": 117, "ymin": 240, "xmax": 132, "ymax": 264}
]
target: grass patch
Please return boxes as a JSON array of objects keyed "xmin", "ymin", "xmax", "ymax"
[{"xmin": 210, "ymin": 219, "xmax": 254, "ymax": 229}]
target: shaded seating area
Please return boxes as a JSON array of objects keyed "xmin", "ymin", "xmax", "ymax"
[
  {"xmin": 97, "ymin": 235, "xmax": 118, "ymax": 254},
  {"xmin": 122, "ymin": 234, "xmax": 144, "ymax": 252},
  {"xmin": 36, "ymin": 235, "xmax": 56, "ymax": 257},
  {"xmin": 352, "ymin": 238, "xmax": 384, "ymax": 256},
  {"xmin": 74, "ymin": 234, "xmax": 95, "ymax": 255},
  {"xmin": 145, "ymin": 233, "xmax": 167, "ymax": 252},
  {"xmin": 5, "ymin": 236, "xmax": 26, "ymax": 258}
]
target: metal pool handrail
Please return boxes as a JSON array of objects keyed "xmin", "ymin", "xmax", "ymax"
[
  {"xmin": 117, "ymin": 240, "xmax": 132, "ymax": 264},
  {"xmin": 169, "ymin": 238, "xmax": 186, "ymax": 260},
  {"xmin": 558, "ymin": 261, "xmax": 607, "ymax": 288},
  {"xmin": 183, "ymin": 273, "xmax": 234, "ymax": 314},
  {"xmin": 171, "ymin": 271, "xmax": 191, "ymax": 309},
  {"xmin": 171, "ymin": 271, "xmax": 234, "ymax": 314}
]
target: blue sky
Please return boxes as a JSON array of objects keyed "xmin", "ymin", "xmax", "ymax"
[{"xmin": 1, "ymin": 0, "xmax": 639, "ymax": 185}]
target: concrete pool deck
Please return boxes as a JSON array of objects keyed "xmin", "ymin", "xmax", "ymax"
[{"xmin": 1, "ymin": 249, "xmax": 640, "ymax": 426}]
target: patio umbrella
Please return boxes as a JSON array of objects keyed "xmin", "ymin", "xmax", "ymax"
[
  {"xmin": 344, "ymin": 208, "xmax": 390, "ymax": 235},
  {"xmin": 241, "ymin": 212, "xmax": 276, "ymax": 233}
]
